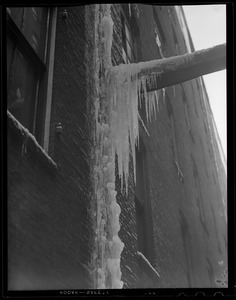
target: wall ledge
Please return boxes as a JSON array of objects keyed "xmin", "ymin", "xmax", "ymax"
[
  {"xmin": 7, "ymin": 110, "xmax": 58, "ymax": 171},
  {"xmin": 136, "ymin": 251, "xmax": 160, "ymax": 280}
]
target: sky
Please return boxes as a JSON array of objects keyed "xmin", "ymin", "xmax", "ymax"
[{"xmin": 183, "ymin": 5, "xmax": 227, "ymax": 160}]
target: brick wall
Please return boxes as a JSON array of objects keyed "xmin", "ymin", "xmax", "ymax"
[
  {"xmin": 110, "ymin": 4, "xmax": 227, "ymax": 288},
  {"xmin": 7, "ymin": 6, "xmax": 95, "ymax": 290}
]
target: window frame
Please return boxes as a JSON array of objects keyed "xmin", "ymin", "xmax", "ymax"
[
  {"xmin": 171, "ymin": 23, "xmax": 180, "ymax": 55},
  {"xmin": 191, "ymin": 155, "xmax": 209, "ymax": 236},
  {"xmin": 152, "ymin": 6, "xmax": 166, "ymax": 44},
  {"xmin": 180, "ymin": 84, "xmax": 195, "ymax": 143},
  {"xmin": 6, "ymin": 7, "xmax": 56, "ymax": 149},
  {"xmin": 166, "ymin": 93, "xmax": 184, "ymax": 182},
  {"xmin": 135, "ymin": 139, "xmax": 154, "ymax": 263},
  {"xmin": 120, "ymin": 9, "xmax": 137, "ymax": 64}
]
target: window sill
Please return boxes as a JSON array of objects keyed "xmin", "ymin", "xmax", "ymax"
[
  {"xmin": 188, "ymin": 127, "xmax": 195, "ymax": 143},
  {"xmin": 7, "ymin": 110, "xmax": 57, "ymax": 171},
  {"xmin": 174, "ymin": 160, "xmax": 184, "ymax": 183},
  {"xmin": 136, "ymin": 251, "xmax": 160, "ymax": 280}
]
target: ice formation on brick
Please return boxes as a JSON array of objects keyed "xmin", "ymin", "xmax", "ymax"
[
  {"xmin": 93, "ymin": 4, "xmax": 163, "ymax": 289},
  {"xmin": 93, "ymin": 4, "xmax": 125, "ymax": 289}
]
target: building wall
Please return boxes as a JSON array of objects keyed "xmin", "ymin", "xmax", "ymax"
[
  {"xmin": 7, "ymin": 6, "xmax": 95, "ymax": 290},
  {"xmin": 110, "ymin": 4, "xmax": 227, "ymax": 288}
]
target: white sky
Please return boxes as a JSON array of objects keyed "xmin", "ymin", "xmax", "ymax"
[{"xmin": 183, "ymin": 5, "xmax": 227, "ymax": 159}]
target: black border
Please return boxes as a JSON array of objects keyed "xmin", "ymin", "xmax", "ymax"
[{"xmin": 2, "ymin": 0, "xmax": 235, "ymax": 298}]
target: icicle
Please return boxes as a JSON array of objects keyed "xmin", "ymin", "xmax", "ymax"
[
  {"xmin": 162, "ymin": 87, "xmax": 166, "ymax": 104},
  {"xmin": 138, "ymin": 113, "xmax": 150, "ymax": 137},
  {"xmin": 155, "ymin": 91, "xmax": 159, "ymax": 113},
  {"xmin": 173, "ymin": 85, "xmax": 176, "ymax": 98},
  {"xmin": 128, "ymin": 4, "xmax": 132, "ymax": 18}
]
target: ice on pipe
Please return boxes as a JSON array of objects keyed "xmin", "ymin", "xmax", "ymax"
[{"xmin": 108, "ymin": 64, "xmax": 163, "ymax": 192}]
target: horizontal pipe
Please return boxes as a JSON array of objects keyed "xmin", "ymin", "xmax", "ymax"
[{"xmin": 135, "ymin": 43, "xmax": 226, "ymax": 92}]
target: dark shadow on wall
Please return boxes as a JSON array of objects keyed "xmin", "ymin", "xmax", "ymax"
[{"xmin": 178, "ymin": 209, "xmax": 193, "ymax": 288}]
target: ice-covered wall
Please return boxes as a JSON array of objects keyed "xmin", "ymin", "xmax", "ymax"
[
  {"xmin": 92, "ymin": 4, "xmax": 163, "ymax": 289},
  {"xmin": 93, "ymin": 4, "xmax": 124, "ymax": 289}
]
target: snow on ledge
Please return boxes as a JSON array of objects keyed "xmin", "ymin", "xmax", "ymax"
[
  {"xmin": 7, "ymin": 110, "xmax": 57, "ymax": 169},
  {"xmin": 137, "ymin": 251, "xmax": 160, "ymax": 278}
]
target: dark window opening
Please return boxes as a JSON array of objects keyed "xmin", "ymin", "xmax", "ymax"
[
  {"xmin": 192, "ymin": 155, "xmax": 209, "ymax": 236},
  {"xmin": 7, "ymin": 7, "xmax": 50, "ymax": 145},
  {"xmin": 135, "ymin": 140, "xmax": 152, "ymax": 261},
  {"xmin": 190, "ymin": 82, "xmax": 198, "ymax": 118},
  {"xmin": 200, "ymin": 217, "xmax": 209, "ymax": 237},
  {"xmin": 200, "ymin": 138, "xmax": 209, "ymax": 177},
  {"xmin": 203, "ymin": 122, "xmax": 208, "ymax": 137},
  {"xmin": 167, "ymin": 7, "xmax": 176, "ymax": 24},
  {"xmin": 181, "ymin": 84, "xmax": 187, "ymax": 103},
  {"xmin": 171, "ymin": 24, "xmax": 179, "ymax": 54},
  {"xmin": 166, "ymin": 93, "xmax": 173, "ymax": 117},
  {"xmin": 166, "ymin": 95, "xmax": 183, "ymax": 182},
  {"xmin": 206, "ymin": 257, "xmax": 215, "ymax": 286},
  {"xmin": 135, "ymin": 197, "xmax": 149, "ymax": 258},
  {"xmin": 196, "ymin": 78, "xmax": 200, "ymax": 91},
  {"xmin": 121, "ymin": 3, "xmax": 130, "ymax": 20},
  {"xmin": 152, "ymin": 6, "xmax": 166, "ymax": 43},
  {"xmin": 179, "ymin": 209, "xmax": 192, "ymax": 288},
  {"xmin": 120, "ymin": 4, "xmax": 140, "ymax": 64},
  {"xmin": 181, "ymin": 85, "xmax": 194, "ymax": 142}
]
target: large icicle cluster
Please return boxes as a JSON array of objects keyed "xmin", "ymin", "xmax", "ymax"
[
  {"xmin": 93, "ymin": 4, "xmax": 163, "ymax": 289},
  {"xmin": 109, "ymin": 66, "xmax": 162, "ymax": 191}
]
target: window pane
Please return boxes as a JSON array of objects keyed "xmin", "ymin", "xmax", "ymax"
[
  {"xmin": 22, "ymin": 7, "xmax": 48, "ymax": 60},
  {"xmin": 7, "ymin": 7, "xmax": 24, "ymax": 29},
  {"xmin": 135, "ymin": 149, "xmax": 146, "ymax": 204},
  {"xmin": 125, "ymin": 24, "xmax": 131, "ymax": 44},
  {"xmin": 170, "ymin": 116, "xmax": 178, "ymax": 162},
  {"xmin": 8, "ymin": 49, "xmax": 38, "ymax": 130},
  {"xmin": 7, "ymin": 37, "xmax": 15, "ymax": 85},
  {"xmin": 122, "ymin": 47, "xmax": 128, "ymax": 64},
  {"xmin": 126, "ymin": 40, "xmax": 132, "ymax": 61}
]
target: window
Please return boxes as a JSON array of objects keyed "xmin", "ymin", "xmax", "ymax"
[
  {"xmin": 191, "ymin": 155, "xmax": 209, "ymax": 236},
  {"xmin": 179, "ymin": 209, "xmax": 193, "ymax": 287},
  {"xmin": 154, "ymin": 25, "xmax": 164, "ymax": 58},
  {"xmin": 166, "ymin": 94, "xmax": 184, "ymax": 182},
  {"xmin": 200, "ymin": 138, "xmax": 209, "ymax": 177},
  {"xmin": 135, "ymin": 141, "xmax": 152, "ymax": 261},
  {"xmin": 180, "ymin": 85, "xmax": 195, "ymax": 143},
  {"xmin": 210, "ymin": 204, "xmax": 222, "ymax": 254},
  {"xmin": 7, "ymin": 7, "xmax": 54, "ymax": 146},
  {"xmin": 190, "ymin": 82, "xmax": 198, "ymax": 118},
  {"xmin": 121, "ymin": 12, "xmax": 136, "ymax": 64},
  {"xmin": 206, "ymin": 257, "xmax": 214, "ymax": 286},
  {"xmin": 167, "ymin": 7, "xmax": 176, "ymax": 25},
  {"xmin": 152, "ymin": 6, "xmax": 166, "ymax": 43},
  {"xmin": 152, "ymin": 7, "xmax": 165, "ymax": 58},
  {"xmin": 171, "ymin": 24, "xmax": 180, "ymax": 55},
  {"xmin": 135, "ymin": 197, "xmax": 148, "ymax": 256}
]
